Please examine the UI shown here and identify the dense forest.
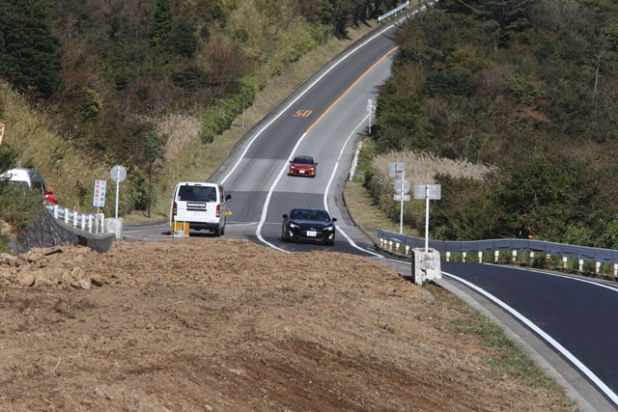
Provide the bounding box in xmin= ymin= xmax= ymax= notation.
xmin=0 ymin=0 xmax=395 ymax=214
xmin=365 ymin=0 xmax=618 ymax=248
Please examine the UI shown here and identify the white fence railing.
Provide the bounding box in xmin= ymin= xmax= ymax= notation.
xmin=377 ymin=228 xmax=618 ymax=278
xmin=45 ymin=203 xmax=106 ymax=234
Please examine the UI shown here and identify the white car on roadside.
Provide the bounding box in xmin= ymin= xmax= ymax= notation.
xmin=170 ymin=182 xmax=231 ymax=236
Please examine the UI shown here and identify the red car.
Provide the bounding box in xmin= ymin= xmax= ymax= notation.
xmin=288 ymin=155 xmax=318 ymax=177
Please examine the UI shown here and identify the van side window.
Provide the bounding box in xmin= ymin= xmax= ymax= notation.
xmin=178 ymin=185 xmax=217 ymax=202
xmin=31 ymin=182 xmax=45 ymax=195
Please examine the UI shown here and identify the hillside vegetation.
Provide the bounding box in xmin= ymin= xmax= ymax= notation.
xmin=0 ymin=0 xmax=392 ymax=220
xmin=362 ymin=0 xmax=618 ymax=247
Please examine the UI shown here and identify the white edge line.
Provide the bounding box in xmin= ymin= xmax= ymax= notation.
xmin=442 ymin=270 xmax=618 ymax=407
xmin=506 ymin=265 xmax=618 ymax=293
xmin=323 ymin=115 xmax=383 ymax=258
xmin=256 ymin=133 xmax=311 ymax=253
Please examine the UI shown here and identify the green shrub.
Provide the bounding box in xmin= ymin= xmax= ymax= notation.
xmin=0 ymin=144 xmax=18 ymax=172
xmin=200 ymin=79 xmax=257 ymax=143
xmin=506 ymin=75 xmax=545 ymax=108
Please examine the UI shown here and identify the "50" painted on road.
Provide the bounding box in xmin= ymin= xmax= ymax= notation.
xmin=294 ymin=110 xmax=313 ymax=117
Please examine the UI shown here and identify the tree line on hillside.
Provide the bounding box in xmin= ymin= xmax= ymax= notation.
xmin=0 ymin=0 xmax=398 ymax=213
xmin=367 ymin=0 xmax=618 ymax=248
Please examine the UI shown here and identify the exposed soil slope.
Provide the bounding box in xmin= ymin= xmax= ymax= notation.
xmin=0 ymin=240 xmax=575 ymax=411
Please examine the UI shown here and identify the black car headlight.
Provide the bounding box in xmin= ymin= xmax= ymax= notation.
xmin=289 ymin=222 xmax=300 ymax=229
xmin=323 ymin=225 xmax=334 ymax=231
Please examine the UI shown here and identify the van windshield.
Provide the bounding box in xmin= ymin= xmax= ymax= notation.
xmin=178 ymin=185 xmax=217 ymax=202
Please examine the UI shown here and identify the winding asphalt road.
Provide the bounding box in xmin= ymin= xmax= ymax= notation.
xmin=123 ymin=7 xmax=618 ymax=412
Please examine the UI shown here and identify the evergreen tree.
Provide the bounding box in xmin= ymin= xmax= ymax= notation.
xmin=152 ymin=0 xmax=173 ymax=52
xmin=0 ymin=0 xmax=64 ymax=98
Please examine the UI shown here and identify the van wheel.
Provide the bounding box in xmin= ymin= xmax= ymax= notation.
xmin=220 ymin=224 xmax=225 ymax=236
xmin=214 ymin=227 xmax=221 ymax=237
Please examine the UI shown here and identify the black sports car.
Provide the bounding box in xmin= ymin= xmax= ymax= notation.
xmin=281 ymin=208 xmax=337 ymax=245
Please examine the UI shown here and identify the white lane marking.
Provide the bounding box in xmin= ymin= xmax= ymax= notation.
xmin=219 ymin=23 xmax=400 ymax=186
xmin=442 ymin=270 xmax=618 ymax=407
xmin=513 ymin=265 xmax=618 ymax=292
xmin=322 ymin=115 xmax=383 ymax=258
xmin=256 ymin=133 xmax=311 ymax=253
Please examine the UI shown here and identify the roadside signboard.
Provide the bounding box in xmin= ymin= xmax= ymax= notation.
xmin=93 ymin=180 xmax=106 ymax=208
xmin=110 ymin=165 xmax=127 ymax=182
xmin=389 ymin=162 xmax=406 ymax=178
xmin=394 ymin=194 xmax=411 ymax=201
xmin=394 ymin=178 xmax=411 ymax=194
xmin=414 ymin=184 xmax=441 ymax=200
xmin=110 ymin=165 xmax=127 ymax=219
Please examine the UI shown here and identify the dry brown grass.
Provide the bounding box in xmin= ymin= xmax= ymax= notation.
xmin=372 ymin=149 xmax=495 ymax=185
xmin=344 ymin=149 xmax=496 ymax=239
xmin=2 ymin=85 xmax=109 ymax=210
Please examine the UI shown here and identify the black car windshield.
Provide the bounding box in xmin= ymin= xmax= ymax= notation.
xmin=293 ymin=157 xmax=314 ymax=165
xmin=179 ymin=185 xmax=217 ymax=202
xmin=290 ymin=209 xmax=330 ymax=221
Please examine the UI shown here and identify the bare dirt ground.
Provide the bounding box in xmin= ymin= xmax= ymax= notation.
xmin=0 ymin=239 xmax=576 ymax=411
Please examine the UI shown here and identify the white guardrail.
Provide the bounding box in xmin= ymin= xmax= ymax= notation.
xmin=377 ymin=228 xmax=618 ymax=278
xmin=45 ymin=203 xmax=106 ymax=234
xmin=378 ymin=1 xmax=411 ymax=23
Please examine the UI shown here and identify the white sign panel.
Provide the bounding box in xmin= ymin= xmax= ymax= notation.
xmin=414 ymin=184 xmax=441 ymax=200
xmin=394 ymin=179 xmax=411 ymax=194
xmin=110 ymin=165 xmax=127 ymax=182
xmin=93 ymin=180 xmax=107 ymax=208
xmin=394 ymin=194 xmax=411 ymax=201
xmin=389 ymin=162 xmax=406 ymax=178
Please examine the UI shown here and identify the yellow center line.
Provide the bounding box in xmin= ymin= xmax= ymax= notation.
xmin=305 ymin=45 xmax=399 ymax=134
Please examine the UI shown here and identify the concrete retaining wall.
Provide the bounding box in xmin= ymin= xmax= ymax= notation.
xmin=10 ymin=209 xmax=115 ymax=254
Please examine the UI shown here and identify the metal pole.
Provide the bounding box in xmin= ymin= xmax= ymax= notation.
xmin=115 ymin=169 xmax=120 ymax=219
xmin=400 ymin=169 xmax=405 ymax=234
xmin=425 ymin=185 xmax=429 ymax=252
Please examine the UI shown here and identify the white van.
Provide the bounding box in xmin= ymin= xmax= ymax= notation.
xmin=0 ymin=168 xmax=46 ymax=195
xmin=170 ymin=182 xmax=231 ymax=236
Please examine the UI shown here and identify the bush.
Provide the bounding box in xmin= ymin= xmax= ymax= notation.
xmin=0 ymin=182 xmax=44 ymax=233
xmin=0 ymin=144 xmax=18 ymax=172
xmin=200 ymin=78 xmax=257 ymax=143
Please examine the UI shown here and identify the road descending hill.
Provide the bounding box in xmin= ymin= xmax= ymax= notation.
xmin=0 ymin=240 xmax=576 ymax=411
